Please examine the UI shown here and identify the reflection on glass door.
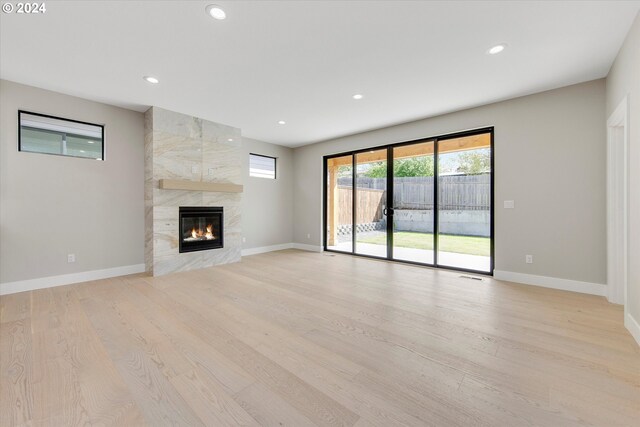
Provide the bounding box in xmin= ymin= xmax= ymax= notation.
xmin=354 ymin=149 xmax=388 ymax=258
xmin=326 ymin=155 xmax=353 ymax=252
xmin=436 ymin=133 xmax=492 ymax=272
xmin=392 ymin=141 xmax=435 ymax=264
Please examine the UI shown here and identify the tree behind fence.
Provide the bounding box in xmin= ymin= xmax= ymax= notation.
xmin=337 ymin=174 xmax=490 ymax=220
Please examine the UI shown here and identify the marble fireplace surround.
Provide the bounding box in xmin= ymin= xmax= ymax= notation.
xmin=144 ymin=107 xmax=242 ymax=276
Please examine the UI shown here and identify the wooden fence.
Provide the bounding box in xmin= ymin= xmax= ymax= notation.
xmin=337 ymin=187 xmax=385 ymax=225
xmin=436 ymin=174 xmax=490 ymax=210
xmin=337 ymin=174 xmax=490 ymax=215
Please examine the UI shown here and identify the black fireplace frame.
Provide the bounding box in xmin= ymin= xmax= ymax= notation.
xmin=178 ymin=206 xmax=224 ymax=253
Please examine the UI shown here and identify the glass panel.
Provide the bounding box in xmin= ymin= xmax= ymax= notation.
xmin=326 ymin=155 xmax=353 ymax=252
xmin=355 ymin=149 xmax=387 ymax=257
xmin=249 ymin=154 xmax=276 ymax=179
xmin=182 ymin=216 xmax=221 ymax=242
xmin=437 ymin=133 xmax=491 ymax=272
xmin=20 ymin=128 xmax=63 ymax=155
xmin=392 ymin=141 xmax=435 ymax=264
xmin=66 ymin=134 xmax=103 ymax=159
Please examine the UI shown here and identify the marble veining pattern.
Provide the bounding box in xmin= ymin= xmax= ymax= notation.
xmin=144 ymin=107 xmax=242 ymax=276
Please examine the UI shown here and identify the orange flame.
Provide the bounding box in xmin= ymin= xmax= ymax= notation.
xmin=189 ymin=225 xmax=215 ymax=240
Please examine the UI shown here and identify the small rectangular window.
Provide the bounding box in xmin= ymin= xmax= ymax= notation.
xmin=19 ymin=110 xmax=104 ymax=160
xmin=249 ymin=153 xmax=276 ymax=179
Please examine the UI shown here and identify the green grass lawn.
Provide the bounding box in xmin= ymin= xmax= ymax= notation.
xmin=358 ymin=231 xmax=490 ymax=256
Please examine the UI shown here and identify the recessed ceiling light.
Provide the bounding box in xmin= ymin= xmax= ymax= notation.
xmin=278 ymin=120 xmax=286 ymax=125
xmin=353 ymin=94 xmax=363 ymax=100
xmin=87 ymin=141 xmax=94 ymax=144
xmin=143 ymin=76 xmax=159 ymax=84
xmin=227 ymin=138 xmax=233 ymax=142
xmin=487 ymin=44 xmax=507 ymax=55
xmin=80 ymin=150 xmax=85 ymax=153
xmin=206 ymin=4 xmax=226 ymax=20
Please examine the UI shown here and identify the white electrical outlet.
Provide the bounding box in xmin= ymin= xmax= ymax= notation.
xmin=191 ymin=165 xmax=199 ymax=174
xmin=67 ymin=253 xmax=76 ymax=263
xmin=307 ymin=233 xmax=311 ymax=239
xmin=242 ymin=237 xmax=246 ymax=243
xmin=208 ymin=168 xmax=214 ymax=176
xmin=504 ymin=200 xmax=515 ymax=209
xmin=525 ymin=255 xmax=533 ymax=264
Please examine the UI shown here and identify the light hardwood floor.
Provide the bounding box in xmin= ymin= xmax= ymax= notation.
xmin=1 ymin=249 xmax=639 ymax=426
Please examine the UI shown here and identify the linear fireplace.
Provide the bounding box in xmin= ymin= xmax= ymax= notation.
xmin=179 ymin=206 xmax=223 ymax=253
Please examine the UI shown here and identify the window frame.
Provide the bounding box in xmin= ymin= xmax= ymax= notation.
xmin=18 ymin=110 xmax=105 ymax=161
xmin=249 ymin=153 xmax=277 ymax=179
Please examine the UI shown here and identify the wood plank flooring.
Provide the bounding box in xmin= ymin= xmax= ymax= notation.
xmin=1 ymin=249 xmax=639 ymax=426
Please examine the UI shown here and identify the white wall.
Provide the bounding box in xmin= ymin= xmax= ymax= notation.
xmin=0 ymin=80 xmax=145 ymax=287
xmin=606 ymin=12 xmax=640 ymax=335
xmin=293 ymin=80 xmax=607 ymax=286
xmin=242 ymin=137 xmax=294 ymax=250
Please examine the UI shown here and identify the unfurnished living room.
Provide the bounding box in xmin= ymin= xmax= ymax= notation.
xmin=1 ymin=1 xmax=639 ymax=426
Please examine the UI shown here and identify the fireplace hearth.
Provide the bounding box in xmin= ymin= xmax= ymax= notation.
xmin=179 ymin=207 xmax=223 ymax=253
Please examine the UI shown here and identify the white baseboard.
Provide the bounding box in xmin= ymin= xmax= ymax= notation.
xmin=241 ymin=243 xmax=294 ymax=256
xmin=493 ymin=270 xmax=606 ymax=297
xmin=241 ymin=243 xmax=323 ymax=256
xmin=625 ymin=312 xmax=640 ymax=347
xmin=0 ymin=264 xmax=146 ymax=296
xmin=292 ymin=243 xmax=323 ymax=252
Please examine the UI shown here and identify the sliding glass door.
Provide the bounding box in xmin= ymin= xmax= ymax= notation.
xmin=392 ymin=141 xmax=436 ymax=264
xmin=325 ymin=155 xmax=353 ymax=253
xmin=355 ymin=149 xmax=388 ymax=258
xmin=436 ymin=133 xmax=492 ymax=272
xmin=324 ymin=128 xmax=493 ymax=274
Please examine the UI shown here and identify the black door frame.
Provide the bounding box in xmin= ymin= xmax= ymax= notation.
xmin=322 ymin=126 xmax=494 ymax=276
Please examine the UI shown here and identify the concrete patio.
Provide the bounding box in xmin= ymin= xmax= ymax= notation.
xmin=328 ymin=241 xmax=490 ymax=272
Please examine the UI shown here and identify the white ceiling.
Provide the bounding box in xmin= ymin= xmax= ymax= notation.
xmin=1 ymin=1 xmax=638 ymax=147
